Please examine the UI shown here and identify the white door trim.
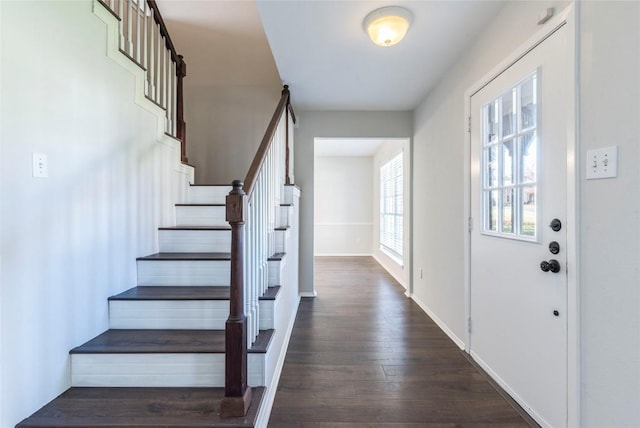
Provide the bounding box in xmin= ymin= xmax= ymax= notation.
xmin=463 ymin=4 xmax=579 ymax=427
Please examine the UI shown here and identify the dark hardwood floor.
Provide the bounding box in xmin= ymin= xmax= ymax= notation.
xmin=268 ymin=256 xmax=537 ymax=427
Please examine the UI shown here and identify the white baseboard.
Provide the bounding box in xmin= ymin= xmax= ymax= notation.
xmin=471 ymin=351 xmax=551 ymax=428
xmin=410 ymin=294 xmax=465 ymax=350
xmin=299 ymin=291 xmax=317 ymax=298
xmin=372 ymin=253 xmax=407 ymax=289
xmin=313 ymin=253 xmax=372 ymax=257
xmin=254 ymin=296 xmax=301 ymax=428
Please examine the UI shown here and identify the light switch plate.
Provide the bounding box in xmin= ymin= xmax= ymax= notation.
xmin=32 ymin=152 xmax=48 ymax=178
xmin=586 ymin=146 xmax=617 ymax=180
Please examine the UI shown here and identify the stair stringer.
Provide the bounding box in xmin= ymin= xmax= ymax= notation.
xmin=92 ymin=0 xmax=192 ymax=180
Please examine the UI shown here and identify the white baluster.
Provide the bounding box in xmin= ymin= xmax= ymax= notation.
xmin=147 ymin=8 xmax=155 ymax=99
xmin=126 ymin=0 xmax=134 ymax=55
xmin=118 ymin=0 xmax=125 ymax=50
xmin=135 ymin=0 xmax=141 ymax=63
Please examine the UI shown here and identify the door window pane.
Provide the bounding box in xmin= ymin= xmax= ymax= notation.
xmin=481 ymin=71 xmax=538 ymax=240
xmin=521 ymin=186 xmax=536 ymax=236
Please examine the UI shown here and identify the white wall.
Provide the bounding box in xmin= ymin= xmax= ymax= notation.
xmin=314 ymin=156 xmax=373 ymax=255
xmin=578 ymin=2 xmax=640 ymax=426
xmin=294 ymin=111 xmax=412 ymax=295
xmin=372 ymin=140 xmax=410 ymax=288
xmin=185 ymin=84 xmax=282 ymax=184
xmin=412 ymin=0 xmax=639 ymax=426
xmin=0 ymin=1 xmax=192 ymax=426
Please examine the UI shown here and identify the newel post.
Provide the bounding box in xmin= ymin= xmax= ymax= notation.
xmin=176 ymin=54 xmax=188 ymax=164
xmin=221 ymin=180 xmax=252 ymax=417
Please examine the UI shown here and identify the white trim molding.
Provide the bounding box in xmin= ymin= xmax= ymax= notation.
xmin=411 ymin=294 xmax=465 ymax=350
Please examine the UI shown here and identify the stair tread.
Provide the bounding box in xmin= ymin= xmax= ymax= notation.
xmin=268 ymin=252 xmax=286 ymax=261
xmin=137 ymin=252 xmax=231 ymax=261
xmin=159 ymin=226 xmax=231 ymax=231
xmin=190 ymin=183 xmax=232 ymax=187
xmin=17 ymin=386 xmax=264 ymax=427
xmin=109 ymin=285 xmax=281 ymax=301
xmin=275 ymin=226 xmax=290 ymax=231
xmin=70 ymin=329 xmax=274 ymax=354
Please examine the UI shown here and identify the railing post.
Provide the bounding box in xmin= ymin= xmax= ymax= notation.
xmin=283 ymin=85 xmax=292 ymax=185
xmin=221 ymin=180 xmax=252 ymax=417
xmin=176 ymin=54 xmax=188 ymax=164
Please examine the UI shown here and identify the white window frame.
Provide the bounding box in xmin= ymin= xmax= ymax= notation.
xmin=380 ymin=152 xmax=403 ymax=263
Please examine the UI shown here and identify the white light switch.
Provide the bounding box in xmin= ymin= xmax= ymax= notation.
xmin=32 ymin=152 xmax=48 ymax=178
xmin=586 ymin=146 xmax=617 ymax=180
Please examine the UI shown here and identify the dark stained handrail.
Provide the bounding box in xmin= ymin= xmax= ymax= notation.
xmin=243 ymin=85 xmax=294 ymax=196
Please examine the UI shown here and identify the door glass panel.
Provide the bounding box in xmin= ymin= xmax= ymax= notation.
xmin=502 ymin=189 xmax=514 ymax=233
xmin=487 ymin=190 xmax=498 ymax=231
xmin=520 ymin=131 xmax=537 ymax=184
xmin=502 ymin=140 xmax=515 ymax=186
xmin=485 ymin=146 xmax=498 ymax=187
xmin=485 ymin=100 xmax=499 ymax=144
xmin=501 ymin=89 xmax=516 ymax=137
xmin=520 ymin=75 xmax=537 ymax=130
xmin=521 ymin=186 xmax=536 ymax=236
xmin=481 ymin=71 xmax=538 ymax=240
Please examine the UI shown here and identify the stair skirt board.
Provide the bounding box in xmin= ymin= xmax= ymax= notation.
xmin=158 ymin=229 xmax=231 ymax=253
xmin=186 ymin=185 xmax=232 ymax=205
xmin=109 ymin=299 xmax=276 ymax=330
xmin=175 ymin=205 xmax=227 ymax=227
xmin=137 ymin=260 xmax=230 ymax=286
xmin=71 ymin=353 xmax=266 ymax=387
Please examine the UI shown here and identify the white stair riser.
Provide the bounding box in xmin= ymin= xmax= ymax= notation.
xmin=274 ymin=229 xmax=287 ymax=253
xmin=279 ymin=206 xmax=291 ymax=228
xmin=137 ymin=260 xmax=230 ymax=286
xmin=176 ymin=206 xmax=227 ymax=227
xmin=109 ymin=299 xmax=275 ymax=330
xmin=158 ymin=229 xmax=231 ymax=253
xmin=187 ymin=186 xmax=232 ymax=204
xmin=71 ymin=353 xmax=265 ymax=387
xmin=268 ymin=258 xmax=285 ymax=286
xmin=109 ymin=300 xmax=228 ymax=329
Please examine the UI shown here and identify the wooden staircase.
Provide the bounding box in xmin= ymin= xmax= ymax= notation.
xmin=18 ymin=183 xmax=298 ymax=427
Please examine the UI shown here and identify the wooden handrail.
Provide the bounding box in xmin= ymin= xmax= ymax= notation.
xmin=243 ymin=85 xmax=294 ymax=196
xmin=146 ymin=0 xmax=180 ymax=64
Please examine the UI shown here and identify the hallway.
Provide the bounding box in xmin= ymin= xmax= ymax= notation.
xmin=269 ymin=257 xmax=535 ymax=426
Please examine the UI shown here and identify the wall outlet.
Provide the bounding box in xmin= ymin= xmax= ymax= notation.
xmin=32 ymin=152 xmax=48 ymax=178
xmin=586 ymin=146 xmax=617 ymax=180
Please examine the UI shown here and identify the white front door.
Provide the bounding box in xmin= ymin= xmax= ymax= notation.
xmin=470 ymin=26 xmax=568 ymax=427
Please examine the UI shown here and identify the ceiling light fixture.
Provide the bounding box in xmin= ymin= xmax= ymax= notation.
xmin=363 ymin=6 xmax=413 ymax=47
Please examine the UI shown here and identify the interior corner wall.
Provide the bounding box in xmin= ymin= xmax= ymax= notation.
xmin=372 ymin=140 xmax=410 ymax=289
xmin=184 ymin=84 xmax=282 ymax=184
xmin=295 ymin=111 xmax=412 ymax=295
xmin=314 ymin=156 xmax=373 ymax=256
xmin=578 ymin=2 xmax=639 ymax=426
xmin=0 ymin=1 xmax=191 ymax=426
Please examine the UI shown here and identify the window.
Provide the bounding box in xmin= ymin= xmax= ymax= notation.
xmin=482 ymin=72 xmax=538 ymax=240
xmin=380 ymin=152 xmax=403 ymax=261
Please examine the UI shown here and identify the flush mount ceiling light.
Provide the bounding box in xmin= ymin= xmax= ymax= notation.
xmin=363 ymin=6 xmax=413 ymax=47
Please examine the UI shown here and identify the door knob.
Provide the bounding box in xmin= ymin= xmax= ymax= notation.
xmin=540 ymin=259 xmax=561 ymax=273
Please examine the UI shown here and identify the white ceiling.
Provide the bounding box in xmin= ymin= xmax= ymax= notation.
xmin=157 ymin=1 xmax=506 ymax=110
xmin=256 ymin=0 xmax=506 ymax=111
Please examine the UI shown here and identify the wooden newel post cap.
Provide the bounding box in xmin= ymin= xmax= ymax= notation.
xmin=226 ymin=180 xmax=246 ymax=224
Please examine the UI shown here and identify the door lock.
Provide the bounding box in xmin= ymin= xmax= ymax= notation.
xmin=549 ymin=218 xmax=562 ymax=232
xmin=548 ymin=241 xmax=560 ymax=254
xmin=540 ymin=259 xmax=561 ymax=273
